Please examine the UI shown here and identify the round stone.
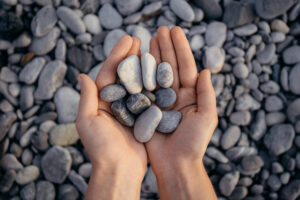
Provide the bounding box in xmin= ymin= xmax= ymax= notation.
xmin=156 ymin=110 xmax=182 ymax=133
xmin=98 ymin=3 xmax=123 ymax=29
xmin=100 ymin=84 xmax=127 ymax=102
xmin=83 ymin=14 xmax=102 ymax=35
xmin=205 ymin=22 xmax=227 ymax=47
xmin=156 ymin=62 xmax=174 ymax=88
xmin=155 ymin=88 xmax=177 ymax=108
xmin=233 ymin=63 xmax=249 ymax=79
xmin=283 ymin=46 xmax=300 ymax=64
xmin=36 ymin=181 xmax=55 ymax=200
xmin=221 ymin=126 xmax=241 ymax=150
xmin=126 ymin=93 xmax=151 ymax=115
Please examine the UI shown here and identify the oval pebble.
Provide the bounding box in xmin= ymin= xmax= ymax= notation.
xmin=111 ymin=99 xmax=135 ymax=127
xmin=155 ymin=88 xmax=176 ymax=108
xmin=126 ymin=93 xmax=151 ymax=115
xmin=134 ymin=106 xmax=162 ymax=143
xmin=156 ymin=110 xmax=182 ymax=133
xmin=100 ymin=84 xmax=126 ymax=102
xmin=141 ymin=53 xmax=157 ymax=91
xmin=156 ymin=62 xmax=174 ymax=88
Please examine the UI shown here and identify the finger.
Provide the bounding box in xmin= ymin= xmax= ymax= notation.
xmin=127 ymin=37 xmax=141 ymax=56
xmin=96 ymin=35 xmax=133 ymax=91
xmin=149 ymin=36 xmax=161 ymax=64
xmin=171 ymin=26 xmax=197 ymax=88
xmin=77 ymin=74 xmax=99 ymax=119
xmin=196 ymin=69 xmax=217 ymax=114
xmin=157 ymin=26 xmax=180 ymax=90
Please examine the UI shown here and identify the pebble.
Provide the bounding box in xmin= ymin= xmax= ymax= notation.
xmin=156 ymin=62 xmax=174 ymax=88
xmin=78 ymin=163 xmax=92 ymax=178
xmin=20 ymin=182 xmax=36 ymax=200
xmin=83 ymin=14 xmax=102 ymax=35
xmin=55 ymin=39 xmax=66 ymax=61
xmin=19 ymin=57 xmax=46 ymax=85
xmin=205 ymin=22 xmax=227 ymax=47
xmin=226 ymin=146 xmax=257 ymax=161
xmin=31 ymin=131 xmax=49 ymax=151
xmin=134 ymin=106 xmax=162 ymax=143
xmin=221 ymin=126 xmax=241 ymax=150
xmin=58 ymin=184 xmax=79 ymax=200
xmin=234 ymin=24 xmax=258 ymax=36
xmin=289 ymin=63 xmax=300 ymax=95
xmin=34 ymin=60 xmax=67 ymax=100
xmin=29 ymin=27 xmax=60 ymax=55
xmin=241 ymin=155 xmax=264 ymax=172
xmin=219 ymin=171 xmax=240 ymax=196
xmin=12 ymin=33 xmax=32 ymax=48
xmin=66 ymin=146 xmax=84 ymax=166
xmin=190 ymin=34 xmax=204 ymax=51
xmin=260 ymin=81 xmax=280 ymax=94
xmin=265 ymin=95 xmax=283 ymax=112
xmin=0 ymin=154 xmax=23 ymax=170
xmin=256 ymin=44 xmax=276 ymax=64
xmin=230 ymin=111 xmax=251 ymax=126
xmin=203 ymin=46 xmax=225 ymax=73
xmin=57 ymin=6 xmax=86 ymax=34
xmin=49 ymin=123 xmax=79 ymax=146
xmin=283 ymin=46 xmax=300 ymax=64
xmin=170 ymin=0 xmax=195 ymax=22
xmin=41 ymin=146 xmax=72 ymax=183
xmin=54 ymin=87 xmax=80 ymax=123
xmin=264 ymin=124 xmax=295 ymax=156
xmin=142 ymin=2 xmax=163 ymax=16
xmin=16 ymin=165 xmax=40 ymax=185
xmin=193 ymin=0 xmax=222 ymax=19
xmin=0 ymin=67 xmax=18 ymax=83
xmin=117 ymin=55 xmax=143 ymax=94
xmin=250 ymin=110 xmax=266 ymax=140
xmin=100 ymin=84 xmax=127 ymax=102
xmin=142 ymin=167 xmax=158 ymax=193
xmin=0 ymin=170 xmax=16 ymax=193
xmin=0 ymin=112 xmax=17 ymax=142
xmin=271 ymin=32 xmax=285 ymax=43
xmin=271 ymin=19 xmax=290 ymax=34
xmin=98 ymin=3 xmax=123 ymax=29
xmin=67 ymin=46 xmax=93 ymax=73
xmin=36 ymin=181 xmax=55 ymax=200
xmin=156 ymin=110 xmax=182 ymax=133
xmin=115 ymin=0 xmax=143 ymax=16
xmin=31 ymin=5 xmax=57 ymax=37
xmin=142 ymin=90 xmax=156 ymax=102
xmin=280 ymin=180 xmax=300 ymax=200
xmin=206 ymin=146 xmax=229 ymax=163
xmin=155 ymin=88 xmax=177 ymax=108
xmin=111 ymin=99 xmax=135 ymax=127
xmin=0 ymin=12 xmax=24 ymax=40
xmin=287 ymin=99 xmax=300 ymax=123
xmin=266 ymin=112 xmax=286 ymax=126
xmin=233 ymin=63 xmax=249 ymax=79
xmin=126 ymin=93 xmax=151 ymax=114
xmin=255 ymin=0 xmax=295 ymax=20
xmin=141 ymin=53 xmax=157 ymax=91
xmin=68 ymin=170 xmax=88 ymax=195
xmin=103 ymin=29 xmax=126 ymax=57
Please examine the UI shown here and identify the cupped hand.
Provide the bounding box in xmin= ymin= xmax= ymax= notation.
xmin=146 ymin=26 xmax=218 ymax=175
xmin=76 ymin=35 xmax=147 ymax=179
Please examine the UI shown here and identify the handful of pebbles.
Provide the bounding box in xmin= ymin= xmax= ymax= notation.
xmin=100 ymin=53 xmax=182 ymax=143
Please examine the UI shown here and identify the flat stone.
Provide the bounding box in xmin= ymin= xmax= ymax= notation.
xmin=225 ymin=146 xmax=257 ymax=162
xmin=192 ymin=0 xmax=222 ymax=19
xmin=260 ymin=80 xmax=280 ymax=94
xmin=54 ymin=87 xmax=80 ymax=123
xmin=264 ymin=124 xmax=295 ymax=156
xmin=36 ymin=181 xmax=55 ymax=200
xmin=55 ymin=39 xmax=66 ymax=61
xmin=41 ymin=146 xmax=72 ymax=183
xmin=68 ymin=170 xmax=88 ymax=195
xmin=117 ymin=55 xmax=143 ymax=94
xmin=203 ymin=46 xmax=225 ymax=73
xmin=100 ymin=84 xmax=127 ymax=102
xmin=115 ymin=0 xmax=143 ymax=16
xmin=230 ymin=111 xmax=251 ymax=126
xmin=103 ymin=29 xmax=126 ymax=57
xmin=16 ymin=165 xmax=40 ymax=185
xmin=221 ymin=126 xmax=241 ymax=150
xmin=256 ymin=44 xmax=276 ymax=64
xmin=31 ymin=5 xmax=57 ymax=37
xmin=219 ymin=171 xmax=240 ymax=196
xmin=20 ymin=182 xmax=36 ymax=200
xmin=233 ymin=63 xmax=249 ymax=79
xmin=271 ymin=32 xmax=286 ymax=43
xmin=170 ymin=0 xmax=195 ymax=22
xmin=0 ymin=112 xmax=17 ymax=141
xmin=155 ymin=88 xmax=177 ymax=108
xmin=31 ymin=130 xmax=49 ymax=151
xmin=0 ymin=153 xmax=23 ymax=170
xmin=57 ymin=6 xmax=86 ymax=34
xmin=98 ymin=3 xmax=123 ymax=29
xmin=78 ymin=163 xmax=92 ymax=178
xmin=111 ymin=99 xmax=135 ymax=127
xmin=12 ymin=33 xmax=31 ymax=48
xmin=49 ymin=123 xmax=79 ymax=146
xmin=280 ymin=180 xmax=300 ymax=200
xmin=287 ymin=98 xmax=300 ymax=123
xmin=67 ymin=46 xmax=93 ymax=73
xmin=142 ymin=90 xmax=156 ymax=102
xmin=19 ymin=57 xmax=46 ymax=84
xmin=266 ymin=112 xmax=286 ymax=126
xmin=156 ymin=62 xmax=173 ymax=88
xmin=283 ymin=46 xmax=300 ymax=65
xmin=83 ymin=14 xmax=102 ymax=35
xmin=134 ymin=106 xmax=162 ymax=143
xmin=0 ymin=67 xmax=18 ymax=83
xmin=234 ymin=24 xmax=258 ymax=36
xmin=66 ymin=146 xmax=84 ymax=166
xmin=157 ymin=110 xmax=182 ymax=133
xmin=34 ymin=60 xmax=67 ymax=100
xmin=205 ymin=22 xmax=227 ymax=47
xmin=241 ymin=155 xmax=264 ymax=172
xmin=58 ymin=184 xmax=79 ymax=200
xmin=141 ymin=53 xmax=157 ymax=91
xmin=29 ymin=27 xmax=60 ymax=55
xmin=206 ymin=146 xmax=229 ymax=163
xmin=255 ymin=0 xmax=296 ymax=20
xmin=223 ymin=1 xmax=256 ymax=28
xmin=235 ymin=94 xmax=260 ymax=111
xmin=126 ymin=93 xmax=151 ymax=115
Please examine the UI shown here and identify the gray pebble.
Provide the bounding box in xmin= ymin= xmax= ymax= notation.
xmin=256 ymin=44 xmax=276 ymax=64
xmin=115 ymin=0 xmax=142 ymax=16
xmin=57 ymin=6 xmax=86 ymax=34
xmin=16 ymin=165 xmax=40 ymax=185
xmin=68 ymin=170 xmax=88 ymax=195
xmin=134 ymin=106 xmax=162 ymax=143
xmin=98 ymin=3 xmax=123 ymax=29
xmin=230 ymin=111 xmax=251 ymax=126
xmin=0 ymin=67 xmax=18 ymax=83
xmin=206 ymin=146 xmax=229 ymax=163
xmin=266 ymin=112 xmax=286 ymax=126
xmin=271 ymin=19 xmax=290 ymax=34
xmin=58 ymin=184 xmax=79 ymax=200
xmin=221 ymin=126 xmax=241 ymax=150
xmin=241 ymin=155 xmax=264 ymax=172
xmin=142 ymin=90 xmax=156 ymax=102
xmin=287 ymin=98 xmax=300 ymax=123
xmin=289 ymin=63 xmax=300 ymax=95
xmin=19 ymin=57 xmax=46 ymax=84
xmin=36 ymin=181 xmax=55 ymax=200
xmin=260 ymin=80 xmax=280 ymax=94
xmin=141 ymin=53 xmax=157 ymax=91
xmin=126 ymin=93 xmax=151 ymax=115
xmin=265 ymin=95 xmax=283 ymax=112
xmin=250 ymin=110 xmax=266 ymax=141
xmin=111 ymin=99 xmax=135 ymax=127
xmin=100 ymin=84 xmax=126 ymax=102
xmin=234 ymin=24 xmax=258 ymax=36
xmin=20 ymin=182 xmax=35 ymax=200
xmin=156 ymin=110 xmax=182 ymax=133
xmin=233 ymin=63 xmax=249 ymax=79
xmin=203 ymin=46 xmax=225 ymax=73
xmin=170 ymin=0 xmax=195 ymax=22
xmin=190 ymin=34 xmax=204 ymax=51
xmin=283 ymin=45 xmax=300 ymax=65
xmin=156 ymin=62 xmax=173 ymax=88
xmin=155 ymin=88 xmax=176 ymax=108
xmin=67 ymin=46 xmax=93 ymax=73
xmin=142 ymin=2 xmax=162 ymax=16
xmin=55 ymin=39 xmax=66 ymax=61
xmin=219 ymin=171 xmax=240 ymax=196
xmin=226 ymin=146 xmax=257 ymax=161
xmin=83 ymin=14 xmax=102 ymax=35
xmin=205 ymin=21 xmax=227 ymax=47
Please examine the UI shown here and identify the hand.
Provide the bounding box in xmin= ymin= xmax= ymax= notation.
xmin=145 ymin=26 xmax=218 ymax=199
xmin=76 ymin=35 xmax=147 ymax=200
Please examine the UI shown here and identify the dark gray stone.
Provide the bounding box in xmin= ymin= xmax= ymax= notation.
xmin=289 ymin=63 xmax=300 ymax=95
xmin=68 ymin=170 xmax=87 ymax=195
xmin=192 ymin=0 xmax=222 ymax=19
xmin=157 ymin=110 xmax=182 ymax=133
xmin=155 ymin=88 xmax=176 ymax=108
xmin=58 ymin=184 xmax=79 ymax=200
xmin=280 ymin=180 xmax=300 ymax=200
xmin=0 ymin=112 xmax=17 ymax=141
xmin=221 ymin=126 xmax=241 ymax=150
xmin=250 ymin=110 xmax=266 ymax=141
xmin=0 ymin=170 xmax=16 ymax=193
xmin=219 ymin=171 xmax=240 ymax=196
xmin=287 ymin=99 xmax=300 ymax=123
xmin=256 ymin=44 xmax=276 ymax=64
xmin=241 ymin=155 xmax=264 ymax=172
xmin=36 ymin=181 xmax=55 ymax=200
xmin=20 ymin=182 xmax=35 ymax=200
xmin=126 ymin=93 xmax=151 ymax=114
xmin=0 ymin=12 xmax=24 ymax=40
xmin=111 ymin=99 xmax=135 ymax=127
xmin=67 ymin=46 xmax=93 ymax=73
xmin=100 ymin=84 xmax=126 ymax=102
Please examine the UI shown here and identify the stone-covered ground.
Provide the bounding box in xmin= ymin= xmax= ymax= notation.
xmin=1 ymin=0 xmax=300 ymax=199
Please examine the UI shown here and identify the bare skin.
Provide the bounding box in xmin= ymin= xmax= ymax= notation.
xmin=76 ymin=26 xmax=218 ymax=200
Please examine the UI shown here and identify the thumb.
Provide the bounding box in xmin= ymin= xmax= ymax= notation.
xmin=77 ymin=74 xmax=99 ymax=119
xmin=196 ymin=69 xmax=217 ymax=114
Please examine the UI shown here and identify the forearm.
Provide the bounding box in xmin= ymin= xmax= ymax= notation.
xmin=156 ymin=161 xmax=217 ymax=200
xmin=85 ymin=163 xmax=143 ymax=200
